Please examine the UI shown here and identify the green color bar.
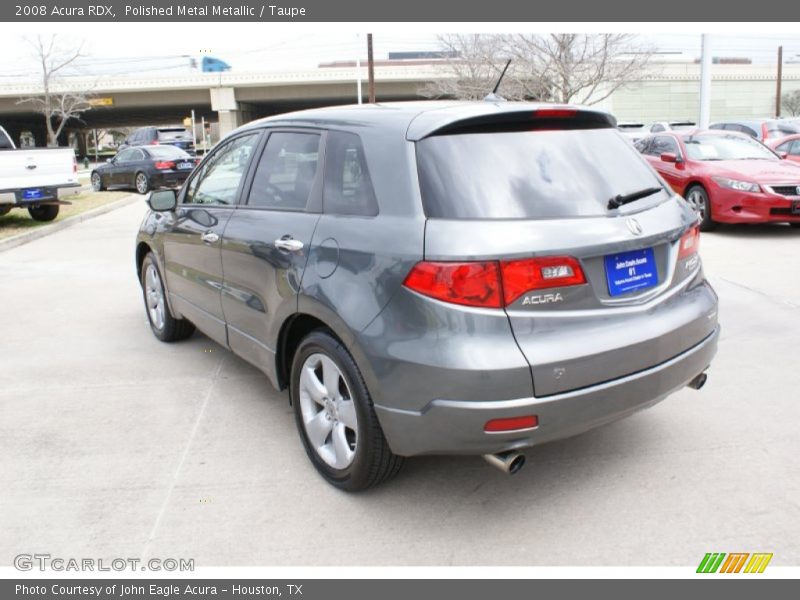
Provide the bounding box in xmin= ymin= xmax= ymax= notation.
xmin=697 ymin=553 xmax=726 ymax=573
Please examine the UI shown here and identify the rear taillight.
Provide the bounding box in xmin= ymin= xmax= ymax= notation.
xmin=500 ymin=256 xmax=585 ymax=305
xmin=678 ymin=225 xmax=700 ymax=259
xmin=151 ymin=140 xmax=160 ymax=145
xmin=403 ymin=261 xmax=502 ymax=308
xmin=154 ymin=161 xmax=175 ymax=170
xmin=403 ymin=256 xmax=586 ymax=308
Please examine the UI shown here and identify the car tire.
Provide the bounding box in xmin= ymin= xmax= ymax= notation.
xmin=135 ymin=172 xmax=150 ymax=195
xmin=28 ymin=204 xmax=59 ymax=222
xmin=291 ymin=330 xmax=404 ymax=491
xmin=685 ymin=184 xmax=717 ymax=231
xmin=789 ymin=223 xmax=800 ymax=229
xmin=0 ymin=206 xmax=11 ymax=217
xmin=91 ymin=172 xmax=105 ymax=191
xmin=140 ymin=252 xmax=195 ymax=342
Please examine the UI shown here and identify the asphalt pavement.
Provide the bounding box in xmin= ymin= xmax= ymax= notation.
xmin=1 ymin=200 xmax=798 ymax=567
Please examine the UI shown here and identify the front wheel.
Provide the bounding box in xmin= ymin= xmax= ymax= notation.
xmin=140 ymin=252 xmax=195 ymax=342
xmin=135 ymin=172 xmax=150 ymax=195
xmin=685 ymin=185 xmax=717 ymax=231
xmin=91 ymin=172 xmax=104 ymax=191
xmin=291 ymin=330 xmax=403 ymax=491
xmin=28 ymin=204 xmax=59 ymax=222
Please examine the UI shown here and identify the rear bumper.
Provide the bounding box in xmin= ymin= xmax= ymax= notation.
xmin=0 ymin=183 xmax=81 ymax=205
xmin=711 ymin=187 xmax=800 ymax=223
xmin=149 ymin=171 xmax=191 ymax=189
xmin=374 ymin=326 xmax=719 ymax=457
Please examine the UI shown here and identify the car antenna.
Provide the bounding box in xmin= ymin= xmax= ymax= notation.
xmin=483 ymin=59 xmax=511 ymax=102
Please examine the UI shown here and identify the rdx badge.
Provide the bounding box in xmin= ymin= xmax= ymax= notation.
xmin=522 ymin=292 xmax=564 ymax=305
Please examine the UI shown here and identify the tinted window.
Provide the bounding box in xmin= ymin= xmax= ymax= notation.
xmin=323 ymin=131 xmax=378 ymax=216
xmin=157 ymin=128 xmax=191 ymax=141
xmin=184 ymin=133 xmax=260 ymax=206
xmin=417 ymin=128 xmax=665 ymax=220
xmin=791 ymin=140 xmax=800 ymax=156
xmin=247 ymin=132 xmax=320 ymax=210
xmin=0 ymin=129 xmax=14 ymax=149
xmin=115 ymin=148 xmax=138 ymax=162
xmin=633 ymin=138 xmax=650 ymax=153
xmin=683 ymin=134 xmax=777 ymax=161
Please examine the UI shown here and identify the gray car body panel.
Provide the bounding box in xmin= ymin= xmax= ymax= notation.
xmin=136 ymin=101 xmax=719 ymax=458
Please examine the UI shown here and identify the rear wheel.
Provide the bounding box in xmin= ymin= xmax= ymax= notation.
xmin=28 ymin=204 xmax=59 ymax=222
xmin=140 ymin=252 xmax=195 ymax=342
xmin=135 ymin=172 xmax=150 ymax=195
xmin=291 ymin=330 xmax=403 ymax=491
xmin=0 ymin=206 xmax=11 ymax=217
xmin=685 ymin=185 xmax=716 ymax=231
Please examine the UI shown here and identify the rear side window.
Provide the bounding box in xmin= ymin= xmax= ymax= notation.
xmin=323 ymin=131 xmax=378 ymax=216
xmin=247 ymin=132 xmax=321 ymax=210
xmin=416 ymin=128 xmax=664 ymax=220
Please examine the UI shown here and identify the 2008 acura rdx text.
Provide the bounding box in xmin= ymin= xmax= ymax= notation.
xmin=135 ymin=102 xmax=719 ymax=491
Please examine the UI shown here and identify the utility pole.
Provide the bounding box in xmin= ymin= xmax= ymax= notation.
xmin=367 ymin=33 xmax=376 ymax=103
xmin=356 ymin=33 xmax=362 ymax=104
xmin=776 ymin=45 xmax=784 ymax=118
xmin=699 ymin=34 xmax=712 ymax=129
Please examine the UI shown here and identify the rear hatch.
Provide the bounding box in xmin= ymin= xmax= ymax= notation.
xmin=412 ymin=107 xmax=716 ymax=397
xmin=157 ymin=128 xmax=195 ymax=152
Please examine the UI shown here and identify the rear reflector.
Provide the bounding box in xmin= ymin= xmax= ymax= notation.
xmin=404 ymin=256 xmax=586 ymax=308
xmin=485 ymin=415 xmax=539 ymax=432
xmin=678 ymin=225 xmax=700 ymax=259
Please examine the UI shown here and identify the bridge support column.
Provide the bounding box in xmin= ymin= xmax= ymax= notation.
xmin=210 ymin=87 xmax=240 ymax=137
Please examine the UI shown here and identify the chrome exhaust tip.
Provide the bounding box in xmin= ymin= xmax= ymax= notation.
xmin=687 ymin=372 xmax=708 ymax=390
xmin=483 ymin=451 xmax=526 ymax=475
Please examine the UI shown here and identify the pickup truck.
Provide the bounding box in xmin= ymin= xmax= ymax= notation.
xmin=0 ymin=125 xmax=82 ymax=221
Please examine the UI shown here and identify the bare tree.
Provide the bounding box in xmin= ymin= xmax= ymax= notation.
xmin=782 ymin=90 xmax=800 ymax=116
xmin=424 ymin=33 xmax=654 ymax=105
xmin=17 ymin=35 xmax=92 ymax=147
xmin=421 ymin=34 xmax=550 ymax=101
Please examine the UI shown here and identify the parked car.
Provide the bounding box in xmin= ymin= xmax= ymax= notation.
xmin=91 ymin=145 xmax=199 ymax=194
xmin=647 ymin=120 xmax=696 ymax=133
xmin=766 ymin=133 xmax=800 ymax=163
xmin=617 ymin=122 xmax=647 ymax=142
xmin=709 ymin=119 xmax=800 ymax=142
xmin=635 ymin=130 xmax=800 ymax=230
xmin=121 ymin=126 xmax=195 ymax=154
xmin=0 ymin=125 xmax=81 ymax=222
xmin=135 ymin=102 xmax=719 ymax=490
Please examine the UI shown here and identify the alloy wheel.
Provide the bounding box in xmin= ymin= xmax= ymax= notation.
xmin=686 ymin=188 xmax=707 ymax=220
xmin=144 ymin=263 xmax=166 ymax=331
xmin=298 ymin=353 xmax=358 ymax=470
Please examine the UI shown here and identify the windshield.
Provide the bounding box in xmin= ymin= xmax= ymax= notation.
xmin=683 ymin=134 xmax=778 ymax=161
xmin=416 ymin=128 xmax=665 ymax=219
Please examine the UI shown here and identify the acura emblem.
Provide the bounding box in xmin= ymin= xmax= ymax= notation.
xmin=626 ymin=218 xmax=643 ymax=236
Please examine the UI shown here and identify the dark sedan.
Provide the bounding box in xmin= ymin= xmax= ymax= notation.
xmin=91 ymin=145 xmax=199 ymax=194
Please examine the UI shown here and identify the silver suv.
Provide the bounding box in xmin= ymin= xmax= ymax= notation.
xmin=136 ymin=102 xmax=719 ymax=490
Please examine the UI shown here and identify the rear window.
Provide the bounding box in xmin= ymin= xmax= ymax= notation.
xmin=157 ymin=128 xmax=191 ymax=141
xmin=416 ymin=128 xmax=664 ymax=220
xmin=147 ymin=145 xmax=190 ymax=159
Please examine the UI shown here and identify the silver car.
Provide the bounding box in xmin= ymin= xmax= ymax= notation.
xmin=136 ymin=102 xmax=719 ymax=490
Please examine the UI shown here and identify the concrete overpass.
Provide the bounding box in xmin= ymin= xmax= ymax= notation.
xmin=0 ymin=65 xmax=441 ymax=151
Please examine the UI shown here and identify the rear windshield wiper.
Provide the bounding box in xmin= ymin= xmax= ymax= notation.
xmin=607 ymin=186 xmax=663 ymax=210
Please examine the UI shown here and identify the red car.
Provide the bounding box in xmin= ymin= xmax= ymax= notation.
xmin=767 ymin=133 xmax=800 ymax=164
xmin=635 ymin=130 xmax=800 ymax=230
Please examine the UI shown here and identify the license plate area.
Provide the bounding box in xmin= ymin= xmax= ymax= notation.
xmin=22 ymin=188 xmax=43 ymax=200
xmin=604 ymin=247 xmax=658 ymax=297
xmin=177 ymin=162 xmax=193 ymax=170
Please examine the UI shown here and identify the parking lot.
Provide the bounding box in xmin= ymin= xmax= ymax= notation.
xmin=1 ymin=198 xmax=798 ymax=567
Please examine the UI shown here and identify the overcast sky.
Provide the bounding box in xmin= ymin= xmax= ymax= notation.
xmin=1 ymin=27 xmax=799 ymax=81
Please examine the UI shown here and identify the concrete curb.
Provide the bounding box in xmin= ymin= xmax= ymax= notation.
xmin=0 ymin=194 xmax=142 ymax=253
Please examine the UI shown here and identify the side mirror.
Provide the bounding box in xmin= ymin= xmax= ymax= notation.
xmin=660 ymin=152 xmax=680 ymax=163
xmin=778 ymin=151 xmax=789 ymax=159
xmin=147 ymin=189 xmax=177 ymax=212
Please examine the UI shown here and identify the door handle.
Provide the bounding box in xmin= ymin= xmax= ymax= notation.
xmin=201 ymin=231 xmax=219 ymax=244
xmin=274 ymin=237 xmax=304 ymax=252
